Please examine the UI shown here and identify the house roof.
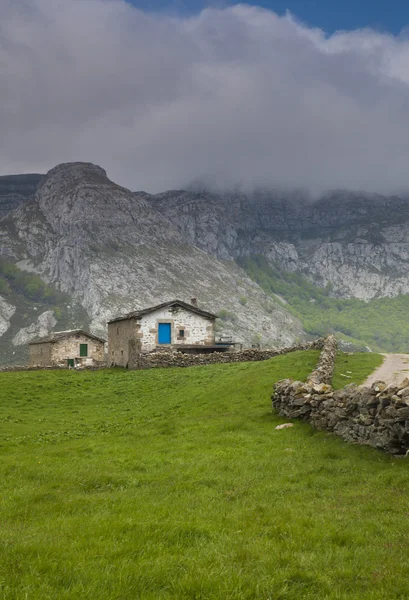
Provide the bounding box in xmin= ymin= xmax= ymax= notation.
xmin=108 ymin=300 xmax=218 ymax=324
xmin=28 ymin=329 xmax=106 ymax=345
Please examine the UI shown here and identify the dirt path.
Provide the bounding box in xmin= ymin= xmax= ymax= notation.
xmin=362 ymin=354 xmax=409 ymax=387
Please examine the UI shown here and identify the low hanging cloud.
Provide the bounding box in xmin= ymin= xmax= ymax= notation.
xmin=2 ymin=0 xmax=409 ymax=194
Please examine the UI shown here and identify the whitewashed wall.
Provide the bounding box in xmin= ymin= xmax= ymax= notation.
xmin=139 ymin=306 xmax=215 ymax=352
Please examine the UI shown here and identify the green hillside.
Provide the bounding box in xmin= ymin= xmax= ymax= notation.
xmin=238 ymin=255 xmax=409 ymax=352
xmin=0 ymin=259 xmax=90 ymax=365
xmin=0 ymin=259 xmax=67 ymax=305
xmin=5 ymin=351 xmax=409 ymax=600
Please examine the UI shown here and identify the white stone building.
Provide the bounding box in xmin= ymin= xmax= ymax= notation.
xmin=108 ymin=299 xmax=218 ymax=367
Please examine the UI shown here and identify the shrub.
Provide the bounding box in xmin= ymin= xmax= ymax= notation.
xmin=218 ymin=309 xmax=237 ymax=323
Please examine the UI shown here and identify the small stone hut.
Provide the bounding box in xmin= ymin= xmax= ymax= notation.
xmin=108 ymin=299 xmax=219 ymax=367
xmin=28 ymin=329 xmax=106 ymax=368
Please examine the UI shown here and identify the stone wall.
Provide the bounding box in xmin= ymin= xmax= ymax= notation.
xmin=28 ymin=341 xmax=53 ymax=367
xmin=129 ymin=338 xmax=326 ymax=370
xmin=304 ymin=334 xmax=338 ymax=385
xmin=108 ymin=318 xmax=137 ymax=367
xmin=272 ymin=335 xmax=409 ymax=455
xmin=2 ymin=338 xmax=325 ymax=372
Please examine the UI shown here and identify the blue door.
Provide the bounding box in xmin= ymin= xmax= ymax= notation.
xmin=158 ymin=323 xmax=171 ymax=344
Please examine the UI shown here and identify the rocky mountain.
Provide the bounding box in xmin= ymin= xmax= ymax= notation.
xmin=152 ymin=189 xmax=409 ymax=300
xmin=3 ymin=161 xmax=409 ymax=364
xmin=0 ymin=163 xmax=303 ymax=364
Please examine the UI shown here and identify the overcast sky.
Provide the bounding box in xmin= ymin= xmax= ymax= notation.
xmin=2 ymin=0 xmax=409 ymax=194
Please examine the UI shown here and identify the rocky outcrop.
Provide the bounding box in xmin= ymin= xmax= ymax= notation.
xmin=0 ymin=296 xmax=15 ymax=336
xmin=12 ymin=310 xmax=57 ymax=346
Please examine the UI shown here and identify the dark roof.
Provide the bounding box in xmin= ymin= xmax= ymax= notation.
xmin=28 ymin=329 xmax=106 ymax=345
xmin=108 ymin=300 xmax=217 ymax=324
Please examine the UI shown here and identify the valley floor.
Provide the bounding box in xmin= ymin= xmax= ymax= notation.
xmin=2 ymin=351 xmax=409 ymax=600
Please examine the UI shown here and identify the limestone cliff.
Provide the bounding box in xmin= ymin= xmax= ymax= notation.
xmin=152 ymin=189 xmax=409 ymax=300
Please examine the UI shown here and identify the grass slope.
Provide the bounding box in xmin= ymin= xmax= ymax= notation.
xmin=1 ymin=351 xmax=406 ymax=600
xmin=237 ymin=254 xmax=409 ymax=352
xmin=332 ymin=352 xmax=383 ymax=389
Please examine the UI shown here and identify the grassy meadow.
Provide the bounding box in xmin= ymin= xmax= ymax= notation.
xmin=4 ymin=350 xmax=409 ymax=599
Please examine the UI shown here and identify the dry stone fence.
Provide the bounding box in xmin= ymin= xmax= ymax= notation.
xmin=273 ymin=335 xmax=409 ymax=455
xmin=129 ymin=338 xmax=327 ymax=369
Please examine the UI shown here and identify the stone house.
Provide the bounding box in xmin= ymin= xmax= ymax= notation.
xmin=28 ymin=329 xmax=106 ymax=368
xmin=108 ymin=299 xmax=219 ymax=367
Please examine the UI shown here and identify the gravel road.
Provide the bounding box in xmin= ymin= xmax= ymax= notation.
xmin=363 ymin=354 xmax=409 ymax=387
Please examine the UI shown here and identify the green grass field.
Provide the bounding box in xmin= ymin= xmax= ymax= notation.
xmin=4 ymin=350 xmax=409 ymax=600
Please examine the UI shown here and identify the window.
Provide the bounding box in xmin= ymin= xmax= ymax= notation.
xmin=80 ymin=344 xmax=88 ymax=357
xmin=179 ymin=329 xmax=185 ymax=338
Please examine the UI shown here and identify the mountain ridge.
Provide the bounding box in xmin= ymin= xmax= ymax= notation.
xmin=152 ymin=188 xmax=409 ymax=300
xmin=3 ymin=162 xmax=409 ymax=363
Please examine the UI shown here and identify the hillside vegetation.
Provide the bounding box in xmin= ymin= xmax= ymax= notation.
xmin=4 ymin=351 xmax=409 ymax=600
xmin=0 ymin=259 xmax=66 ymax=305
xmin=0 ymin=259 xmax=90 ymax=366
xmin=238 ymin=254 xmax=409 ymax=352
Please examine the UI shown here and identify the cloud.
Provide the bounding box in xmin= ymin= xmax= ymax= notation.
xmin=2 ymin=0 xmax=409 ymax=193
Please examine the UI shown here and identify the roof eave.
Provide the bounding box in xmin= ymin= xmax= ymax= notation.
xmin=28 ymin=330 xmax=107 ymax=345
xmin=108 ymin=315 xmax=139 ymax=324
xmin=108 ymin=300 xmax=217 ymax=323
